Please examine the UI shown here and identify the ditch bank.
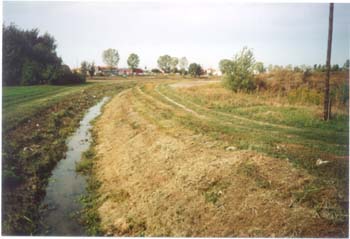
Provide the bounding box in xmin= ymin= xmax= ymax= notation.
xmin=2 ymin=81 xmax=135 ymax=235
xmin=37 ymin=97 xmax=109 ymax=236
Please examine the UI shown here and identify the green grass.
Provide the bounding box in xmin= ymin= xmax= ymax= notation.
xmin=76 ymin=149 xmax=95 ymax=174
xmin=2 ymin=83 xmax=97 ymax=132
xmin=163 ymin=83 xmax=349 ymax=132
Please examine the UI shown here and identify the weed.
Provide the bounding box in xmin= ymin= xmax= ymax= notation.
xmin=204 ymin=191 xmax=221 ymax=204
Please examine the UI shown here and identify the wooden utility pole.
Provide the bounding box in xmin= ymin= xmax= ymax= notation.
xmin=324 ymin=3 xmax=334 ymax=121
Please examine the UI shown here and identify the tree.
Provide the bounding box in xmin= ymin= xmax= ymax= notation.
xmin=219 ymin=59 xmax=232 ymax=74
xmin=324 ymin=3 xmax=334 ymax=121
xmin=254 ymin=62 xmax=265 ymax=73
xmin=223 ymin=47 xmax=256 ymax=92
xmin=188 ymin=63 xmax=203 ymax=77
xmin=151 ymin=68 xmax=162 ymax=74
xmin=2 ymin=24 xmax=64 ymax=86
xmin=80 ymin=61 xmax=89 ymax=76
xmin=88 ymin=62 xmax=95 ymax=78
xmin=179 ymin=57 xmax=188 ymax=75
xmin=170 ymin=57 xmax=179 ymax=73
xmin=293 ymin=66 xmax=302 ymax=72
xmin=285 ymin=64 xmax=293 ymax=71
xmin=267 ymin=64 xmax=274 ymax=72
xmin=157 ymin=55 xmax=172 ymax=73
xmin=331 ymin=64 xmax=340 ymax=71
xmin=102 ymin=48 xmax=119 ymax=70
xmin=127 ymin=53 xmax=140 ymax=73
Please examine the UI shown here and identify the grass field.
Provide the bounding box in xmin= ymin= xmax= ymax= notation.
xmin=86 ymin=78 xmax=348 ymax=237
xmin=2 ymin=83 xmax=99 ymax=132
xmin=155 ymin=82 xmax=349 ymax=188
xmin=2 ymin=76 xmax=348 ymax=236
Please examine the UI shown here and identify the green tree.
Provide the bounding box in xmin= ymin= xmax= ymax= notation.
xmin=157 ymin=55 xmax=172 ymax=73
xmin=331 ymin=64 xmax=340 ymax=71
xmin=102 ymin=48 xmax=119 ymax=70
xmin=88 ymin=62 xmax=96 ymax=78
xmin=127 ymin=53 xmax=140 ymax=73
xmin=188 ymin=63 xmax=203 ymax=77
xmin=254 ymin=62 xmax=265 ymax=73
xmin=80 ymin=61 xmax=89 ymax=76
xmin=21 ymin=60 xmax=40 ymax=85
xmin=3 ymin=24 xmax=64 ymax=85
xmin=219 ymin=59 xmax=232 ymax=74
xmin=170 ymin=57 xmax=179 ymax=73
xmin=285 ymin=64 xmax=293 ymax=71
xmin=223 ymin=47 xmax=256 ymax=92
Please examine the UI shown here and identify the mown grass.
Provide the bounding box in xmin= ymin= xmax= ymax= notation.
xmin=2 ymin=83 xmax=99 ymax=132
xmin=136 ymin=81 xmax=348 ymax=227
xmin=2 ymin=80 xmax=136 ymax=235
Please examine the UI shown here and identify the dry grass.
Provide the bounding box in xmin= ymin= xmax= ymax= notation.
xmin=90 ymin=84 xmax=347 ymax=237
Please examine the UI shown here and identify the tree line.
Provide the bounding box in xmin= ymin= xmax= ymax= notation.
xmin=3 ymin=24 xmax=85 ymax=86
xmin=101 ymin=49 xmax=204 ymax=77
xmin=218 ymin=47 xmax=349 ymax=93
xmin=4 ymin=23 xmax=348 ymax=87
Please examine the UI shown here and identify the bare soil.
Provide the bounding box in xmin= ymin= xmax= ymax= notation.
xmin=92 ymin=85 xmax=346 ymax=237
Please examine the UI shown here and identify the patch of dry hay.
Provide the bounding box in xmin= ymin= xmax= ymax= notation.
xmin=92 ymin=89 xmax=345 ymax=237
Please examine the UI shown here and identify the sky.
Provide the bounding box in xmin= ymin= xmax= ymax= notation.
xmin=3 ymin=1 xmax=350 ymax=69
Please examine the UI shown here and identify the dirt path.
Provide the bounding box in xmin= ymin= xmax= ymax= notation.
xmin=92 ymin=84 xmax=344 ymax=237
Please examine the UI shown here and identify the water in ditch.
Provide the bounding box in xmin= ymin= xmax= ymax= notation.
xmin=37 ymin=97 xmax=109 ymax=236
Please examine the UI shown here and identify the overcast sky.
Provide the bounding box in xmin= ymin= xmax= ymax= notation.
xmin=3 ymin=1 xmax=350 ymax=69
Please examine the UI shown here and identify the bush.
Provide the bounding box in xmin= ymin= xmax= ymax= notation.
xmin=151 ymin=68 xmax=162 ymax=74
xmin=222 ymin=47 xmax=256 ymax=92
xmin=50 ymin=65 xmax=86 ymax=85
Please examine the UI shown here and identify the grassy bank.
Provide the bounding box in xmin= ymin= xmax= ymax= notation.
xmin=76 ymin=123 xmax=104 ymax=236
xmin=2 ymin=80 xmax=135 ymax=235
xmin=84 ymin=80 xmax=348 ymax=237
xmin=137 ymin=81 xmax=348 ymax=231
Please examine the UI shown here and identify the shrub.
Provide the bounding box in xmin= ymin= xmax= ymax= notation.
xmin=151 ymin=68 xmax=162 ymax=74
xmin=222 ymin=47 xmax=256 ymax=92
xmin=50 ymin=65 xmax=86 ymax=85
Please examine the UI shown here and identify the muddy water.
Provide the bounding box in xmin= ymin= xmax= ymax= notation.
xmin=37 ymin=97 xmax=109 ymax=236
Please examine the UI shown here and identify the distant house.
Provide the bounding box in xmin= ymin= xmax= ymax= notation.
xmin=95 ymin=66 xmax=145 ymax=76
xmin=117 ymin=68 xmax=132 ymax=75
xmin=117 ymin=68 xmax=144 ymax=76
xmin=96 ymin=66 xmax=118 ymax=76
xmin=133 ymin=68 xmax=144 ymax=75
